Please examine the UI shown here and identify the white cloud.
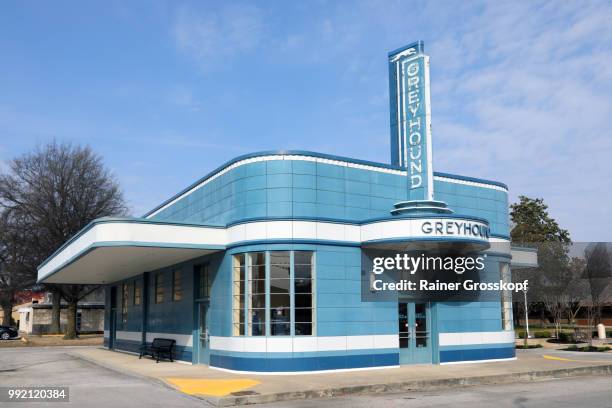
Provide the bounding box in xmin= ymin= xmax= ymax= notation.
xmin=167 ymin=85 xmax=201 ymax=112
xmin=278 ymin=0 xmax=612 ymax=240
xmin=173 ymin=4 xmax=265 ymax=70
xmin=422 ymin=0 xmax=612 ymax=240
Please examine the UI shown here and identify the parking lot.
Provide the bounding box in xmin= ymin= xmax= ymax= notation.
xmin=0 ymin=347 xmax=203 ymax=407
xmin=1 ymin=346 xmax=612 ymax=407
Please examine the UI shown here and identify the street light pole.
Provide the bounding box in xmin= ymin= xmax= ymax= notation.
xmin=523 ymin=288 xmax=530 ymax=347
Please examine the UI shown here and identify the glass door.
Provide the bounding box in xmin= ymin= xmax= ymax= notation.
xmin=197 ymin=302 xmax=210 ymax=364
xmin=398 ymin=301 xmax=432 ymax=364
xmin=194 ymin=264 xmax=211 ymax=365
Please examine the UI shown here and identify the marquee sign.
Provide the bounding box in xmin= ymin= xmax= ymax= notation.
xmin=388 ymin=41 xmax=434 ymax=201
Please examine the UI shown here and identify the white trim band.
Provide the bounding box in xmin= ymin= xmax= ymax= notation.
xmin=210 ymin=364 xmax=400 ymax=376
xmin=38 ymin=217 xmax=500 ymax=282
xmin=145 ymin=332 xmax=193 ymax=348
xmin=115 ymin=330 xmax=141 ymax=342
xmin=209 ymin=334 xmax=399 ymax=353
xmin=438 ymin=331 xmax=515 ymax=347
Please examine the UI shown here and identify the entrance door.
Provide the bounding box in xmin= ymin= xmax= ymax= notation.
xmin=398 ymin=302 xmax=432 ymax=364
xmin=197 ymin=302 xmax=210 ymax=364
xmin=109 ymin=286 xmax=117 ymax=349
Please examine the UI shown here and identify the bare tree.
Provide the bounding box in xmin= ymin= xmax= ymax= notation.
xmin=538 ymin=242 xmax=573 ymax=339
xmin=0 ymin=210 xmax=38 ymax=325
xmin=564 ymin=257 xmax=587 ymax=326
xmin=0 ymin=141 xmax=128 ymax=338
xmin=582 ymin=243 xmax=612 ymax=347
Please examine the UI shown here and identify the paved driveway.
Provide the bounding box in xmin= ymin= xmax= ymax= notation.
xmin=0 ymin=347 xmax=203 ymax=407
xmin=1 ymin=346 xmax=611 ymax=407
xmin=255 ymin=376 xmax=612 ymax=408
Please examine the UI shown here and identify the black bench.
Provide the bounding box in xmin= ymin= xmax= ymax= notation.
xmin=139 ymin=338 xmax=176 ymax=363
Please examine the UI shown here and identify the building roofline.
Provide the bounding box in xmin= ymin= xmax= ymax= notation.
xmin=37 ymin=217 xmax=224 ymax=270
xmin=142 ymin=150 xmax=509 ymax=218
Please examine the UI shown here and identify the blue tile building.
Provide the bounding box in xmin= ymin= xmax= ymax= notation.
xmin=38 ymin=41 xmax=536 ymax=373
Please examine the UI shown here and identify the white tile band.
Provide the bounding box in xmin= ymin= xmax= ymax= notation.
xmin=39 ymin=217 xmax=503 ymax=282
xmin=145 ymin=332 xmax=193 ymax=348
xmin=438 ymin=331 xmax=515 ymax=347
xmin=209 ymin=334 xmax=399 ymax=353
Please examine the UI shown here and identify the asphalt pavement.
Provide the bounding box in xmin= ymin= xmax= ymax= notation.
xmin=1 ymin=346 xmax=611 ymax=407
xmin=0 ymin=347 xmax=203 ymax=407
xmin=254 ymin=376 xmax=612 ymax=408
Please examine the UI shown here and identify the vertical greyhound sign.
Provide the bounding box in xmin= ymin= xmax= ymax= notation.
xmin=388 ymin=41 xmax=434 ymax=201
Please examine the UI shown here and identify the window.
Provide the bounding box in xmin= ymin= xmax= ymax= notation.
xmin=500 ymin=263 xmax=513 ymax=330
xmin=270 ymin=251 xmax=291 ymax=336
xmin=133 ymin=280 xmax=141 ymax=306
xmin=232 ymin=254 xmax=246 ymax=335
xmin=155 ymin=272 xmax=164 ymax=304
xmin=294 ymin=251 xmax=313 ymax=335
xmin=196 ymin=264 xmax=211 ymax=298
xmin=172 ymin=270 xmax=182 ymax=301
xmin=249 ymin=252 xmax=267 ymax=336
xmin=233 ymin=250 xmax=315 ymax=337
xmin=122 ymin=283 xmax=129 ymax=327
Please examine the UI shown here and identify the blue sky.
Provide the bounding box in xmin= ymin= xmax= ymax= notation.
xmin=1 ymin=1 xmax=611 ymax=240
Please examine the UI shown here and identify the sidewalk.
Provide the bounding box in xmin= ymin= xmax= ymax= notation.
xmin=69 ymin=347 xmax=612 ymax=406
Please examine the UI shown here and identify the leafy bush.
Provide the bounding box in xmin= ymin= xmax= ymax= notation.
xmin=516 ymin=344 xmax=543 ymax=349
xmin=515 ymin=329 xmax=552 ymax=338
xmin=564 ymin=345 xmax=611 ymax=352
xmin=533 ymin=330 xmax=551 ymax=338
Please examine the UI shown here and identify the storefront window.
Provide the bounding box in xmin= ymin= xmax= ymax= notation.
xmin=196 ymin=264 xmax=211 ymax=298
xmin=249 ymin=252 xmax=267 ymax=336
xmin=233 ymin=250 xmax=315 ymax=336
xmin=294 ymin=251 xmax=313 ymax=335
xmin=172 ymin=270 xmax=182 ymax=301
xmin=133 ymin=280 xmax=141 ymax=305
xmin=232 ymin=254 xmax=246 ymax=335
xmin=155 ymin=272 xmax=164 ymax=304
xmin=270 ymin=251 xmax=290 ymax=336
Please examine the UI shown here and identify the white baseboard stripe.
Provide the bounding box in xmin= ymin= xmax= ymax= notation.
xmin=209 ymin=364 xmax=400 ymax=375
xmin=440 ymin=357 xmax=516 ymax=365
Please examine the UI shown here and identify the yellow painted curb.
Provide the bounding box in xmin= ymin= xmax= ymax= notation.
xmin=543 ymin=354 xmax=611 ymax=363
xmin=165 ymin=378 xmax=261 ymax=397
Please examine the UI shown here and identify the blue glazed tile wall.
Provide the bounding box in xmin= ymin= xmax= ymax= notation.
xmin=434 ymin=180 xmax=509 ymax=237
xmin=315 ymin=245 xmax=397 ymax=336
xmin=149 ymin=159 xmax=406 ymax=225
xmin=436 ymin=256 xmax=506 ymax=334
xmin=148 ymin=157 xmax=509 ymax=238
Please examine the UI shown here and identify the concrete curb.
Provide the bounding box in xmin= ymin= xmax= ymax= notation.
xmin=67 ymin=350 xmax=612 ymax=407
xmin=66 ymin=349 xmax=218 ymax=406
xmin=213 ymin=364 xmax=612 ymax=406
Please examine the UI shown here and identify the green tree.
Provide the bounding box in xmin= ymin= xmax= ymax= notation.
xmin=510 ymin=196 xmax=571 ymax=346
xmin=510 ymin=196 xmax=570 ymax=244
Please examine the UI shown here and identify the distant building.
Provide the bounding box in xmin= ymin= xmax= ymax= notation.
xmin=15 ymin=289 xmax=104 ymax=334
